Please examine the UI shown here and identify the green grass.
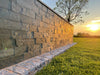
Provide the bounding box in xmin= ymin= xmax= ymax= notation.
xmin=35 ymin=38 xmax=100 ymax=75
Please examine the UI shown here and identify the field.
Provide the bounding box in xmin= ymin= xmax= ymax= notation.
xmin=35 ymin=38 xmax=100 ymax=75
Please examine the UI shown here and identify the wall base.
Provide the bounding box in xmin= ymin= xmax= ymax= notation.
xmin=0 ymin=43 xmax=76 ymax=75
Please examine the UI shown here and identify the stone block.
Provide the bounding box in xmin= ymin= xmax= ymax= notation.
xmin=29 ymin=9 xmax=36 ymax=19
xmin=24 ymin=39 xmax=35 ymax=45
xmin=0 ymin=0 xmax=10 ymax=9
xmin=22 ymin=7 xmax=35 ymax=19
xmin=9 ymin=11 xmax=20 ymax=22
xmin=34 ymin=0 xmax=42 ymax=8
xmin=33 ymin=49 xmax=41 ymax=56
xmin=34 ymin=32 xmax=43 ymax=38
xmin=33 ymin=45 xmax=41 ymax=50
xmin=33 ymin=19 xmax=40 ymax=26
xmin=12 ymin=0 xmax=21 ymax=13
xmin=29 ymin=25 xmax=38 ymax=32
xmin=0 ymin=18 xmax=22 ymax=30
xmin=38 ymin=27 xmax=44 ymax=33
xmin=0 ymin=48 xmax=14 ymax=57
xmin=32 ymin=5 xmax=39 ymax=14
xmin=15 ymin=46 xmax=26 ymax=55
xmin=42 ymin=43 xmax=51 ymax=48
xmin=41 ymin=48 xmax=49 ymax=54
xmin=17 ymin=63 xmax=35 ymax=73
xmin=36 ymin=38 xmax=46 ymax=44
xmin=34 ymin=56 xmax=49 ymax=64
xmin=26 ymin=31 xmax=34 ymax=39
xmin=0 ymin=69 xmax=18 ymax=75
xmin=0 ymin=8 xmax=10 ymax=19
xmin=24 ymin=52 xmax=33 ymax=60
xmin=0 ymin=38 xmax=13 ymax=48
xmin=7 ymin=65 xmax=29 ymax=75
xmin=0 ymin=33 xmax=11 ymax=38
xmin=42 ymin=16 xmax=48 ymax=23
xmin=17 ymin=0 xmax=35 ymax=9
xmin=34 ymin=12 xmax=41 ymax=20
xmin=20 ymin=14 xmax=34 ymax=25
xmin=40 ymin=10 xmax=45 ymax=17
xmin=21 ymin=23 xmax=29 ymax=31
xmin=42 ymin=5 xmax=47 ymax=12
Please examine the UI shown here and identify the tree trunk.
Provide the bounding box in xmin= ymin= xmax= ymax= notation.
xmin=68 ymin=8 xmax=71 ymax=22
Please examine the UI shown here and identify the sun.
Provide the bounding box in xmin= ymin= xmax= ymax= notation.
xmin=90 ymin=25 xmax=98 ymax=31
xmin=86 ymin=24 xmax=99 ymax=31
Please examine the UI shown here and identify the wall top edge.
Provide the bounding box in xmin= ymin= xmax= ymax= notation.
xmin=37 ymin=0 xmax=73 ymax=26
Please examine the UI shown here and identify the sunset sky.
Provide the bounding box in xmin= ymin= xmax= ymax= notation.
xmin=41 ymin=0 xmax=100 ymax=36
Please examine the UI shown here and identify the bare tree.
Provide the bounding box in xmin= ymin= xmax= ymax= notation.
xmin=54 ymin=0 xmax=89 ymax=23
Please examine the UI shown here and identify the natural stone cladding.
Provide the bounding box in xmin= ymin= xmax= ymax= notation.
xmin=0 ymin=43 xmax=76 ymax=75
xmin=0 ymin=0 xmax=73 ymax=67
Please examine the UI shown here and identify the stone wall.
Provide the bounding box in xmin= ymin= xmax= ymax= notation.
xmin=0 ymin=0 xmax=73 ymax=59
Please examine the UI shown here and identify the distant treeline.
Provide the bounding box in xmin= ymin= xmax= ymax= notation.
xmin=74 ymin=36 xmax=100 ymax=38
xmin=74 ymin=33 xmax=100 ymax=38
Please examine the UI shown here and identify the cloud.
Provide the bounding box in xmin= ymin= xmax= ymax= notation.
xmin=91 ymin=20 xmax=100 ymax=23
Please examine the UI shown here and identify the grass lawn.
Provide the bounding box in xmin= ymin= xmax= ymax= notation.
xmin=35 ymin=38 xmax=100 ymax=75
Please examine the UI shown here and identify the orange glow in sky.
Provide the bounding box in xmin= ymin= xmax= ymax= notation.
xmin=86 ymin=24 xmax=100 ymax=31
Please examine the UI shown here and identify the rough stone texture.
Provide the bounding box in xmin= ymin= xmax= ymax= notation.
xmin=0 ymin=43 xmax=76 ymax=75
xmin=0 ymin=0 xmax=73 ymax=58
xmin=0 ymin=0 xmax=73 ymax=69
xmin=0 ymin=69 xmax=19 ymax=75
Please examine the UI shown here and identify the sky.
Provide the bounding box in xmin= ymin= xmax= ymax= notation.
xmin=41 ymin=0 xmax=100 ymax=36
